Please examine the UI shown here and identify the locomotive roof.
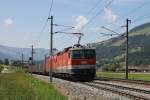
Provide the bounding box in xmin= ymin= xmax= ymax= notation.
xmin=55 ymin=44 xmax=95 ymax=56
xmin=70 ymin=47 xmax=95 ymax=50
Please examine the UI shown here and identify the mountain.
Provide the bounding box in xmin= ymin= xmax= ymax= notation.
xmin=0 ymin=45 xmax=49 ymax=61
xmin=92 ymin=22 xmax=150 ymax=68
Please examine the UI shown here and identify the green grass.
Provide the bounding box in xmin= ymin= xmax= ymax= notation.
xmin=97 ymin=71 xmax=150 ymax=81
xmin=0 ymin=72 xmax=68 ymax=100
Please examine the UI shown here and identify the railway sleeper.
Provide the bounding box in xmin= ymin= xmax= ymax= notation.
xmin=93 ymin=81 xmax=150 ymax=94
xmin=83 ymin=82 xmax=150 ymax=100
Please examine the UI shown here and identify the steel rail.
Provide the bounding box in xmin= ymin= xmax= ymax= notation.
xmin=95 ymin=77 xmax=150 ymax=85
xmin=81 ymin=82 xmax=149 ymax=100
xmin=93 ymin=81 xmax=150 ymax=94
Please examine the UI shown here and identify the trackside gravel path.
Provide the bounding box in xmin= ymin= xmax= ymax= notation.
xmin=33 ymin=74 xmax=132 ymax=100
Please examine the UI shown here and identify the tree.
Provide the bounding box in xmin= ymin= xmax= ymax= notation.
xmin=109 ymin=63 xmax=122 ymax=72
xmin=0 ymin=59 xmax=3 ymax=64
xmin=12 ymin=60 xmax=21 ymax=66
xmin=4 ymin=58 xmax=9 ymax=65
xmin=0 ymin=65 xmax=3 ymax=73
xmin=102 ymin=63 xmax=122 ymax=72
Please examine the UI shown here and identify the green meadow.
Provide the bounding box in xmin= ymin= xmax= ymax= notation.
xmin=97 ymin=71 xmax=150 ymax=81
xmin=0 ymin=72 xmax=68 ymax=100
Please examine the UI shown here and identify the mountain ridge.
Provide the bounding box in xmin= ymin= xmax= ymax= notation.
xmin=93 ymin=22 xmax=150 ymax=68
xmin=0 ymin=44 xmax=49 ymax=61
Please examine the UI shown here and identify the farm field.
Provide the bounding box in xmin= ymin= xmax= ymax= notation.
xmin=97 ymin=71 xmax=150 ymax=81
xmin=0 ymin=72 xmax=68 ymax=100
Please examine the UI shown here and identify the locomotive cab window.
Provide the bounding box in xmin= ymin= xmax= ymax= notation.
xmin=71 ymin=49 xmax=95 ymax=59
xmin=84 ymin=50 xmax=95 ymax=58
xmin=72 ymin=50 xmax=84 ymax=59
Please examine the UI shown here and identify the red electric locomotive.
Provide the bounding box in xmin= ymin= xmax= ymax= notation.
xmin=45 ymin=44 xmax=96 ymax=81
xmin=28 ymin=33 xmax=96 ymax=81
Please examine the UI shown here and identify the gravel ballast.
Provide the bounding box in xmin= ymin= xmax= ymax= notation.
xmin=33 ymin=74 xmax=131 ymax=100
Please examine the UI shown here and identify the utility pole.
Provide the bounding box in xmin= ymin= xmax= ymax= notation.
xmin=125 ymin=19 xmax=131 ymax=80
xmin=21 ymin=53 xmax=24 ymax=69
xmin=31 ymin=45 xmax=34 ymax=65
xmin=31 ymin=45 xmax=34 ymax=75
xmin=45 ymin=55 xmax=47 ymax=67
xmin=101 ymin=20 xmax=131 ymax=80
xmin=48 ymin=16 xmax=53 ymax=83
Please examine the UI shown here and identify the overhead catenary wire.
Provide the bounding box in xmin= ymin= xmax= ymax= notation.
xmin=86 ymin=0 xmax=104 ymax=16
xmin=93 ymin=1 xmax=150 ymax=54
xmin=34 ymin=0 xmax=54 ymax=46
xmin=54 ymin=24 xmax=74 ymax=28
xmin=102 ymin=11 xmax=150 ymax=38
xmin=2 ymin=0 xmax=54 ymax=59
xmin=132 ymin=12 xmax=150 ymax=24
xmin=48 ymin=0 xmax=54 ymax=18
xmin=108 ymin=0 xmax=150 ymax=26
xmin=98 ymin=0 xmax=150 ymax=37
xmin=100 ymin=0 xmax=150 ymax=35
xmin=80 ymin=0 xmax=115 ymax=31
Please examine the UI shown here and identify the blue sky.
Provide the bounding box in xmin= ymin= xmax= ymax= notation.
xmin=0 ymin=0 xmax=150 ymax=50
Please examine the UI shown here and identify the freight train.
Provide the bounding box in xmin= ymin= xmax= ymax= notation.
xmin=28 ymin=44 xmax=96 ymax=81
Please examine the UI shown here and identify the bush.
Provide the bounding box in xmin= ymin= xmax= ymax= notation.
xmin=102 ymin=63 xmax=122 ymax=72
xmin=0 ymin=65 xmax=3 ymax=73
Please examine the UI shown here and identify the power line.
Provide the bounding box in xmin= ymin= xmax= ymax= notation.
xmin=48 ymin=0 xmax=54 ymax=17
xmin=86 ymin=0 xmax=104 ymax=16
xmin=108 ymin=8 xmax=150 ymax=34
xmin=102 ymin=11 xmax=150 ymax=40
xmin=101 ymin=26 xmax=121 ymax=35
xmin=109 ymin=1 xmax=150 ymax=26
xmin=80 ymin=0 xmax=114 ymax=31
xmin=100 ymin=19 xmax=131 ymax=80
xmin=88 ymin=0 xmax=114 ymax=23
xmin=34 ymin=21 xmax=48 ymax=45
xmin=54 ymin=24 xmax=74 ymax=28
xmin=34 ymin=0 xmax=54 ymax=46
xmin=100 ymin=1 xmax=150 ymax=34
xmin=132 ymin=12 xmax=150 ymax=23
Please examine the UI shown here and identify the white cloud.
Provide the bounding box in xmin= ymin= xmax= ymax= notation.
xmin=103 ymin=8 xmax=118 ymax=22
xmin=73 ymin=16 xmax=88 ymax=31
xmin=4 ymin=18 xmax=14 ymax=27
xmin=71 ymin=16 xmax=75 ymax=19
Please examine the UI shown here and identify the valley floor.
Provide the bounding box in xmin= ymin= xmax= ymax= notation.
xmin=97 ymin=71 xmax=150 ymax=81
xmin=0 ymin=72 xmax=68 ymax=100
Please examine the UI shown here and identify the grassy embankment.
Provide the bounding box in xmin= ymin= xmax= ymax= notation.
xmin=0 ymin=72 xmax=68 ymax=100
xmin=97 ymin=71 xmax=150 ymax=81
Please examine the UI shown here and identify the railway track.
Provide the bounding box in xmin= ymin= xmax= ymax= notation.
xmin=34 ymin=74 xmax=150 ymax=99
xmin=94 ymin=81 xmax=150 ymax=94
xmin=81 ymin=81 xmax=150 ymax=100
xmin=95 ymin=77 xmax=150 ymax=86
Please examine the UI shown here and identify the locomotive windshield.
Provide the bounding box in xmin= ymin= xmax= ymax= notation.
xmin=71 ymin=49 xmax=95 ymax=59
